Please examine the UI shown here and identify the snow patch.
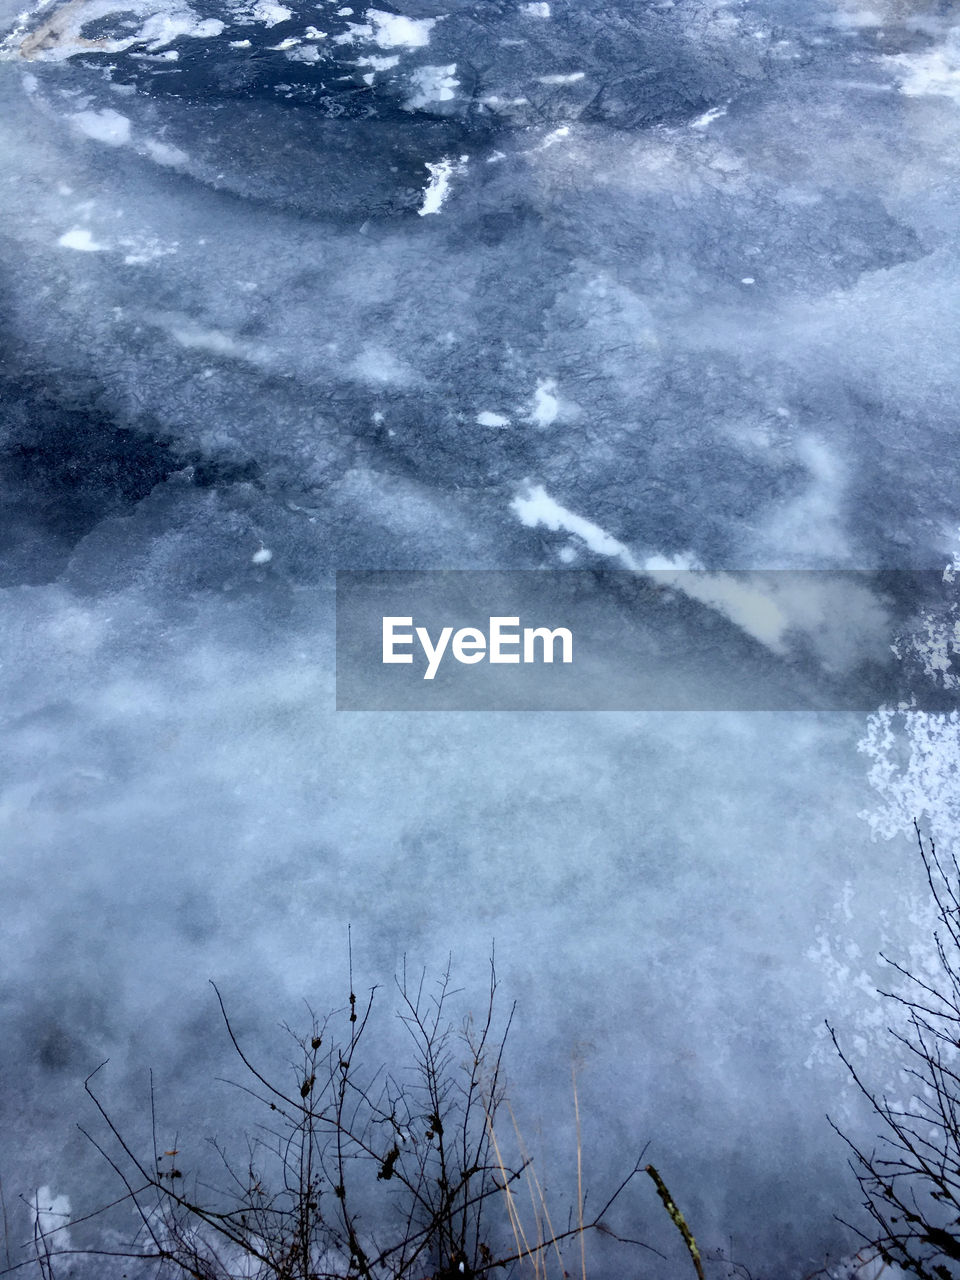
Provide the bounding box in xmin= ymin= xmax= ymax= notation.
xmin=480 ymin=95 xmax=529 ymax=109
xmin=406 ymin=64 xmax=458 ymax=109
xmin=418 ymin=154 xmax=467 ymax=216
xmin=525 ymin=378 xmax=558 ymax=427
xmin=68 ymin=108 xmax=131 ymax=145
xmin=355 ymin=52 xmax=398 ymax=70
xmin=143 ymin=137 xmax=188 ymax=166
xmin=537 ymin=71 xmax=584 ymax=85
xmin=535 ymin=125 xmax=570 ymax=150
xmin=508 ymin=485 xmax=849 ymax=652
xmin=58 ymin=226 xmax=106 ymax=251
xmin=251 ymin=1 xmax=292 ymax=25
xmin=690 ymin=104 xmax=727 ymax=129
xmin=34 ymin=1188 xmax=72 ymax=1252
xmin=887 ymin=32 xmax=960 ymax=106
xmin=511 ymin=484 xmax=641 ymax=568
xmin=154 ymin=314 xmax=270 ymax=364
xmin=369 ymin=9 xmax=434 ymax=47
xmin=136 ymin=11 xmax=223 ymax=44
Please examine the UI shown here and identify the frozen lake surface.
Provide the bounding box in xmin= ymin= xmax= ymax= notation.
xmin=3 ymin=0 xmax=960 ymax=1274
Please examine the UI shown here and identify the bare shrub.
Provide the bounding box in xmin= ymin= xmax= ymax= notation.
xmin=8 ymin=951 xmax=658 ymax=1280
xmin=830 ymin=822 xmax=960 ymax=1279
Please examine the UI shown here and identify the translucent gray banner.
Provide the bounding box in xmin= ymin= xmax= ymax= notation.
xmin=335 ymin=569 xmax=960 ymax=711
